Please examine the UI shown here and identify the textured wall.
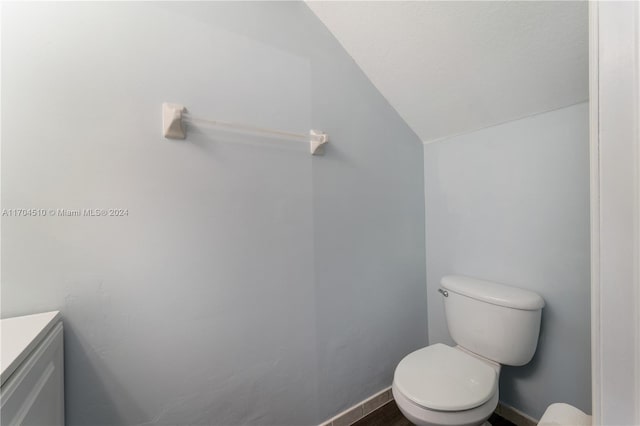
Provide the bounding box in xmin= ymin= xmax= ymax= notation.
xmin=1 ymin=2 xmax=426 ymax=425
xmin=423 ymin=103 xmax=590 ymax=419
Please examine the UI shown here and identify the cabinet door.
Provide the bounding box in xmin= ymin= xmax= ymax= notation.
xmin=1 ymin=323 xmax=64 ymax=426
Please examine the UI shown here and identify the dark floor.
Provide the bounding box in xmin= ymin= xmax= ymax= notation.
xmin=352 ymin=401 xmax=516 ymax=426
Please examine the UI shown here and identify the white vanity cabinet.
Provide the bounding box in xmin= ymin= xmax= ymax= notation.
xmin=0 ymin=312 xmax=64 ymax=426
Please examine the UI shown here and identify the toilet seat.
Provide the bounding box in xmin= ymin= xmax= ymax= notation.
xmin=393 ymin=344 xmax=498 ymax=412
xmin=392 ymin=381 xmax=499 ymax=426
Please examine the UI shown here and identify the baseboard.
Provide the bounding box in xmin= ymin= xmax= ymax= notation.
xmin=318 ymin=389 xmax=539 ymax=426
xmin=318 ymin=387 xmax=393 ymax=426
xmin=496 ymin=402 xmax=539 ymax=426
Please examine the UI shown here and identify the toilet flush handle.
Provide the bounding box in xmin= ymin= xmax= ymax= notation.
xmin=438 ymin=288 xmax=449 ymax=297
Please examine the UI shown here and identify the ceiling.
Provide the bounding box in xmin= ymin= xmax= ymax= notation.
xmin=306 ymin=1 xmax=588 ymax=143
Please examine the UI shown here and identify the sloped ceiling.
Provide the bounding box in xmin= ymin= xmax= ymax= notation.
xmin=306 ymin=1 xmax=588 ymax=143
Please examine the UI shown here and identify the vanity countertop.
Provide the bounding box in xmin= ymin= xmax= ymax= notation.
xmin=0 ymin=311 xmax=61 ymax=386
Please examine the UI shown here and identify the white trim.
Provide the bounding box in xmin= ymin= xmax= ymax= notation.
xmin=317 ymin=388 xmax=535 ymax=426
xmin=588 ymin=2 xmax=601 ymax=424
xmin=635 ymin=3 xmax=640 ymax=423
xmin=318 ymin=387 xmax=392 ymax=426
xmin=497 ymin=402 xmax=538 ymax=426
xmin=590 ymin=2 xmax=640 ymax=424
xmin=0 ymin=1 xmax=3 ymax=290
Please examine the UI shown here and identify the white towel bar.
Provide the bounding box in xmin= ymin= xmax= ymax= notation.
xmin=162 ymin=103 xmax=329 ymax=155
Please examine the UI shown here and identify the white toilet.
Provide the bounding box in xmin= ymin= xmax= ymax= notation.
xmin=393 ymin=275 xmax=545 ymax=426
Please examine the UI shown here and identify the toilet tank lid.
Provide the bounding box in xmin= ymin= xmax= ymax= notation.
xmin=441 ymin=276 xmax=545 ymax=310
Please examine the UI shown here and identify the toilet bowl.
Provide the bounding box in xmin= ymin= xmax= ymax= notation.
xmin=393 ymin=383 xmax=498 ymax=426
xmin=393 ymin=344 xmax=500 ymax=426
xmin=393 ymin=276 xmax=545 ymax=426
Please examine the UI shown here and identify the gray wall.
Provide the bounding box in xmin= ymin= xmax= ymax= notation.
xmin=423 ymin=102 xmax=590 ymax=420
xmin=1 ymin=3 xmax=427 ymax=425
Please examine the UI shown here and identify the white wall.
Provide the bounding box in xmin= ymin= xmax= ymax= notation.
xmin=423 ymin=103 xmax=590 ymax=420
xmin=0 ymin=3 xmax=427 ymax=425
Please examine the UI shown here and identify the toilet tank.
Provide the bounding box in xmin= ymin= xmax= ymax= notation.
xmin=441 ymin=275 xmax=545 ymax=366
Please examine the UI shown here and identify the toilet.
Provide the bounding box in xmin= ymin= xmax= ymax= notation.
xmin=393 ymin=275 xmax=545 ymax=426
